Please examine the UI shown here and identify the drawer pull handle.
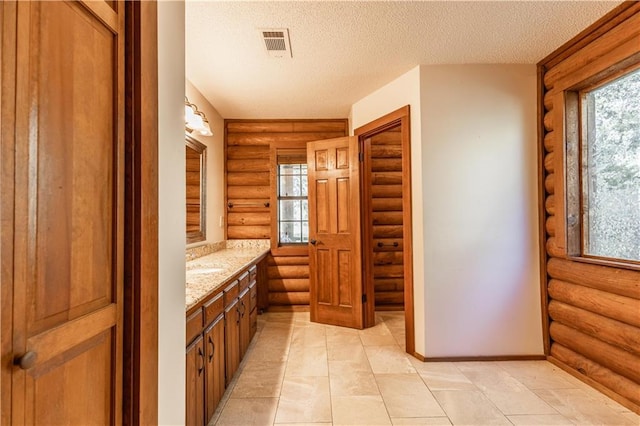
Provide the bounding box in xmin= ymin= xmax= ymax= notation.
xmin=208 ymin=336 xmax=214 ymax=362
xmin=197 ymin=346 xmax=205 ymax=376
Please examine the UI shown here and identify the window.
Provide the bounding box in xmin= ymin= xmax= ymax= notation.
xmin=277 ymin=163 xmax=308 ymax=244
xmin=568 ymin=67 xmax=640 ymax=262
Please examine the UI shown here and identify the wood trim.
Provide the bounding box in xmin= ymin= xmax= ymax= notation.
xmin=268 ymin=140 xmax=309 ymax=255
xmin=0 ymin=3 xmax=17 ymax=423
xmin=354 ymin=105 xmax=415 ymax=356
xmin=537 ymin=65 xmax=550 ymax=355
xmin=123 ymin=1 xmax=158 ymax=425
xmin=539 ymin=2 xmax=640 ymax=69
xmin=423 ymin=355 xmax=547 ymax=362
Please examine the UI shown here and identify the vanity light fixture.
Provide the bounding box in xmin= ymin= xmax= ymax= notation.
xmin=185 ymin=96 xmax=213 ymax=137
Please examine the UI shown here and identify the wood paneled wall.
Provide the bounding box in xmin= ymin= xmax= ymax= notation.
xmin=366 ymin=127 xmax=405 ymax=309
xmin=538 ymin=3 xmax=640 ymax=413
xmin=225 ymin=119 xmax=348 ymax=309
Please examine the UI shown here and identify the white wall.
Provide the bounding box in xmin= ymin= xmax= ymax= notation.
xmin=351 ymin=65 xmax=543 ymax=357
xmin=158 ymin=1 xmax=186 ymax=424
xmin=419 ymin=65 xmax=542 ymax=357
xmin=186 ymin=80 xmax=225 ymax=245
xmin=350 ymin=66 xmax=427 ymax=354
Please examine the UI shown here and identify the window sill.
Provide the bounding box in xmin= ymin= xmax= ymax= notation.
xmin=567 ymin=255 xmax=640 ymax=272
xmin=270 ymin=244 xmax=309 ymax=257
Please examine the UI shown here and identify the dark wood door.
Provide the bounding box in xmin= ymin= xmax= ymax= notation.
xmin=307 ymin=136 xmax=364 ymax=329
xmin=186 ymin=336 xmax=205 ymax=426
xmin=1 ymin=1 xmax=125 ymax=424
xmin=224 ymin=299 xmax=240 ymax=385
xmin=238 ymin=289 xmax=251 ymax=358
xmin=205 ymin=316 xmax=225 ymax=424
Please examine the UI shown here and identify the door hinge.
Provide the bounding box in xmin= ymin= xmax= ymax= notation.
xmin=362 ymin=294 xmax=367 ymax=303
xmin=359 ymin=151 xmax=364 ymax=162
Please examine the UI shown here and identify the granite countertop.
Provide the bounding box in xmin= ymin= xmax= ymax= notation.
xmin=186 ymin=242 xmax=270 ymax=311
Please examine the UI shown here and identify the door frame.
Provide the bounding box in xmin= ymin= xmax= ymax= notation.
xmin=123 ymin=1 xmax=159 ymax=425
xmin=354 ymin=106 xmax=415 ymax=355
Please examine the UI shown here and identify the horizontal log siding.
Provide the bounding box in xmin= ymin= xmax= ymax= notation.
xmin=225 ymin=119 xmax=348 ymax=309
xmin=539 ymin=5 xmax=640 ymax=413
xmin=368 ymin=130 xmax=404 ymax=309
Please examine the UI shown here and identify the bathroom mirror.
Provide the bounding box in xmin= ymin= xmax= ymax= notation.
xmin=186 ymin=136 xmax=207 ymax=244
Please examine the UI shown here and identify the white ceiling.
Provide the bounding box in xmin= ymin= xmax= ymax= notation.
xmin=186 ymin=1 xmax=620 ymax=119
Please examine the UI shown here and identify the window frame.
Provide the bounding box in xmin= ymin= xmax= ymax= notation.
xmin=563 ymin=62 xmax=640 ymax=269
xmin=269 ymin=143 xmax=309 ymax=256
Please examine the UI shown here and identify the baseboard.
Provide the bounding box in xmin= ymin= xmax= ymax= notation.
xmin=263 ymin=305 xmax=310 ymax=313
xmin=548 ymin=356 xmax=640 ymax=415
xmin=421 ymin=354 xmax=547 ymax=362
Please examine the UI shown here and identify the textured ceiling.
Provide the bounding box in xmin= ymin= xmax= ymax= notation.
xmin=186 ymin=1 xmax=620 ymax=119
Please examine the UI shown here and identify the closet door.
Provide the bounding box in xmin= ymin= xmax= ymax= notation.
xmin=2 ymin=1 xmax=125 ymax=423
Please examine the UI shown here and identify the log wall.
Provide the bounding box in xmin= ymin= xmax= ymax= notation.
xmin=538 ymin=3 xmax=640 ymax=413
xmin=365 ymin=127 xmax=405 ymax=309
xmin=225 ymin=119 xmax=348 ymax=309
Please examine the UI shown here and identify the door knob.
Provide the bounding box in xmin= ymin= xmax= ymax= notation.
xmin=15 ymin=351 xmax=37 ymax=370
xmin=310 ymin=239 xmax=317 ymax=245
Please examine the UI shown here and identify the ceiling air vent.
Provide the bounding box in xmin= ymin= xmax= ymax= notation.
xmin=259 ymin=28 xmax=292 ymax=58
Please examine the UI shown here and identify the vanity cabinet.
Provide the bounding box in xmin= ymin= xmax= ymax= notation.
xmin=223 ymin=281 xmax=240 ymax=385
xmin=186 ymin=255 xmax=267 ymax=425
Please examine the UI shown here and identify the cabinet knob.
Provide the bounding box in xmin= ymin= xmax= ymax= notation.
xmin=15 ymin=351 xmax=37 ymax=370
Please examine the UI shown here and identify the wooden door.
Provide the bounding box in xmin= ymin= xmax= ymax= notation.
xmin=1 ymin=1 xmax=125 ymax=424
xmin=224 ymin=299 xmax=240 ymax=385
xmin=205 ymin=316 xmax=225 ymax=423
xmin=186 ymin=336 xmax=205 ymax=426
xmin=308 ymin=137 xmax=364 ymax=328
xmin=238 ymin=289 xmax=251 ymax=358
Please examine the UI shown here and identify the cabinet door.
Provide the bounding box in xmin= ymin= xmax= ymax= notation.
xmin=204 ymin=315 xmax=225 ymax=423
xmin=239 ymin=289 xmax=251 ymax=359
xmin=224 ymin=299 xmax=240 ymax=386
xmin=186 ymin=336 xmax=205 ymax=426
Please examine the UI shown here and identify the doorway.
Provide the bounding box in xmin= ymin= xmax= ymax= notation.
xmin=355 ymin=106 xmax=415 ymax=355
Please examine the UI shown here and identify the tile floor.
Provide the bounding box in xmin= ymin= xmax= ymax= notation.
xmin=211 ymin=311 xmax=639 ymax=426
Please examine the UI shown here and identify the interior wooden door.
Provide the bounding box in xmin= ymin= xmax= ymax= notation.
xmin=308 ymin=136 xmax=364 ymax=329
xmin=1 ymin=1 xmax=125 ymax=423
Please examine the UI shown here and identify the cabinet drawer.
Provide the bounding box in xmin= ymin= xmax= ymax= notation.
xmin=249 ymin=283 xmax=257 ymax=311
xmin=223 ymin=280 xmax=239 ymax=307
xmin=249 ymin=265 xmax=257 ymax=283
xmin=186 ymin=308 xmax=203 ymax=345
xmin=204 ymin=292 xmax=224 ymax=326
xmin=238 ymin=271 xmax=250 ymax=292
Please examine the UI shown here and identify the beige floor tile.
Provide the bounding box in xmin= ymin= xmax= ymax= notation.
xmin=285 ymin=345 xmax=328 ymax=377
xmin=330 ymin=369 xmax=380 ymax=396
xmin=376 ymin=374 xmax=445 ymax=417
xmin=360 ymin=328 xmax=398 ymax=346
xmin=390 ymin=417 xmax=452 ymax=425
xmin=290 ymin=324 xmax=327 ymax=348
xmin=622 ymin=412 xmax=640 ymax=423
xmin=496 ymin=361 xmax=577 ymax=390
xmin=365 ymin=346 xmax=416 ymax=374
xmin=411 ymin=360 xmax=477 ymax=391
xmin=457 ymin=362 xmax=556 ymax=415
xmin=506 ymin=414 xmax=574 ymax=425
xmin=332 ymin=395 xmax=391 ymax=425
xmin=215 ymin=397 xmax=278 ymax=425
xmin=432 ymin=390 xmax=512 ymax=425
xmin=274 ymin=423 xmax=332 ymax=426
xmin=275 ymin=376 xmax=332 ymax=423
xmin=329 ymin=358 xmax=373 ymax=375
xmin=250 ymin=338 xmax=290 ymax=362
xmin=231 ymin=361 xmax=286 ymax=398
xmin=327 ymin=343 xmax=368 ymax=363
xmin=326 ymin=327 xmax=363 ymax=347
xmin=534 ymin=388 xmax=637 ymax=425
